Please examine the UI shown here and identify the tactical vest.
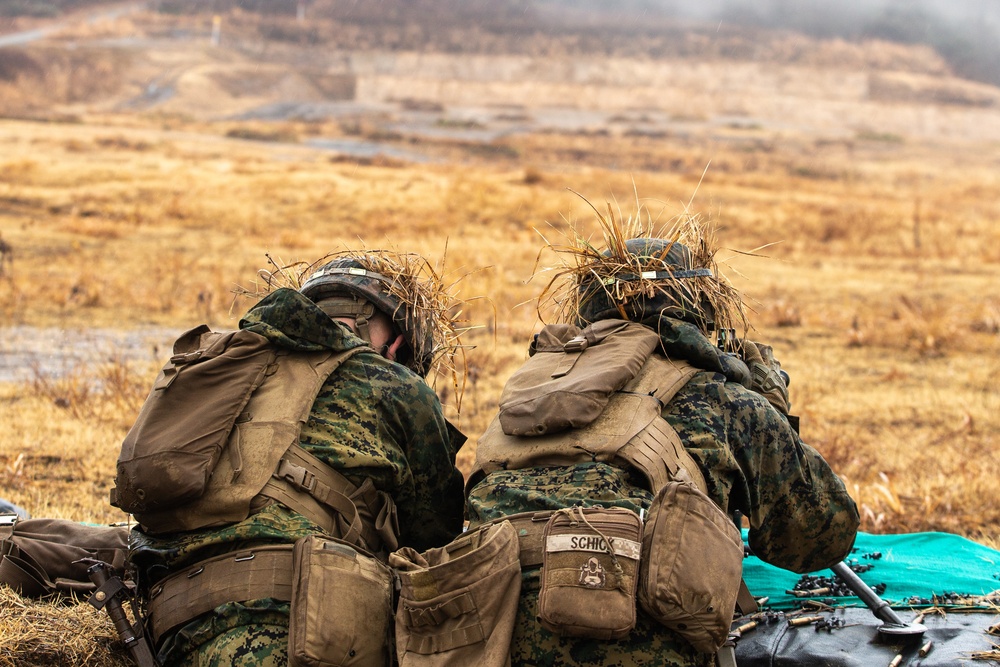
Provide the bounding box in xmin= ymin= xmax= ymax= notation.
xmin=474 ymin=341 xmax=704 ymax=494
xmin=112 ymin=326 xmax=397 ymax=553
xmin=472 ymin=322 xmax=756 ymax=661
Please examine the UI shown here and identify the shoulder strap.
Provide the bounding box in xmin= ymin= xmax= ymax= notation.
xmin=617 ymin=356 xmax=707 ymax=494
xmin=261 ymin=443 xmax=398 ymax=553
xmin=629 ymin=357 xmax=760 ymax=622
xmin=255 ymin=347 xmax=399 ymax=554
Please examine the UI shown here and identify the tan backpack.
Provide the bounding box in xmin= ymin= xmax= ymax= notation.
xmin=112 ymin=325 xmax=277 ymax=516
xmin=110 ymin=325 xmax=392 ymax=552
xmin=497 ymin=319 xmax=661 ymax=436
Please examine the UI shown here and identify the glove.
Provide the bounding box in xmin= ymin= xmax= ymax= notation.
xmin=742 ymin=341 xmax=790 ymax=415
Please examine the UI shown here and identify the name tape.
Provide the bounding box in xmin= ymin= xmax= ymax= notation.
xmin=546 ymin=534 xmax=642 ymax=560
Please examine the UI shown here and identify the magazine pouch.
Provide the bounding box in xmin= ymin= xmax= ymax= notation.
xmin=638 ymin=481 xmax=743 ymax=653
xmin=289 ymin=535 xmax=394 ymax=667
xmin=389 ymin=521 xmax=521 ymax=667
xmin=537 ymin=506 xmax=642 ymax=640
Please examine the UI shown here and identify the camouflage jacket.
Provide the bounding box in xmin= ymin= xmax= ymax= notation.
xmin=466 ymin=315 xmax=859 ymax=665
xmin=130 ymin=289 xmax=466 ymax=651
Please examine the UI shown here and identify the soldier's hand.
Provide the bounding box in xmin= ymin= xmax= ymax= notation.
xmin=742 ymin=341 xmax=790 ymax=415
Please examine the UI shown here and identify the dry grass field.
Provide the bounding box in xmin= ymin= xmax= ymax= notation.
xmin=3 ymin=115 xmax=998 ymax=541
xmin=1 ymin=4 xmax=1000 ymax=665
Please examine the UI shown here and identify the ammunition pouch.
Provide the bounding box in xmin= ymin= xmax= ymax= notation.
xmin=289 ymin=535 xmax=395 ymax=667
xmin=638 ymin=480 xmax=744 ymax=654
xmin=389 ymin=521 xmax=521 ymax=667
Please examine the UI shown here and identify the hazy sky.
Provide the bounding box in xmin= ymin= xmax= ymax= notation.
xmin=662 ymin=0 xmax=998 ymax=24
xmin=537 ymin=0 xmax=1000 ymax=85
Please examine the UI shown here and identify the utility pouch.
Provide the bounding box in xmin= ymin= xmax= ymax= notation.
xmin=638 ymin=481 xmax=743 ymax=653
xmin=289 ymin=535 xmax=394 ymax=667
xmin=498 ymin=320 xmax=660 ymax=436
xmin=389 ymin=521 xmax=521 ymax=667
xmin=537 ymin=506 xmax=642 ymax=640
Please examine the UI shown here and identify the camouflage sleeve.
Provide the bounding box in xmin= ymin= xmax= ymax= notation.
xmin=378 ymin=372 xmax=466 ymax=552
xmin=302 ymin=354 xmax=465 ymax=553
xmin=669 ymin=374 xmax=860 ymax=574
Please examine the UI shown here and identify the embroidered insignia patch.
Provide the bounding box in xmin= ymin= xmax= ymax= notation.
xmin=579 ymin=556 xmax=607 ymax=588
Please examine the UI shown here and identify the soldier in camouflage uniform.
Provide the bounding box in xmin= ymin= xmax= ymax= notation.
xmin=129 ymin=253 xmax=467 ymax=666
xmin=466 ymin=237 xmax=860 ymax=667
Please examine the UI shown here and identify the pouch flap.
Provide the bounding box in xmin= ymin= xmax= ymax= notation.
xmin=499 ymin=320 xmax=660 ymax=436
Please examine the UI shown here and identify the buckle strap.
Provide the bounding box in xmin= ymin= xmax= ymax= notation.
xmin=0 ymin=513 xmax=17 ymax=540
xmin=274 ymin=458 xmax=317 ymax=494
xmin=261 ymin=444 xmax=396 ymax=553
xmin=146 ymin=545 xmax=294 ymax=648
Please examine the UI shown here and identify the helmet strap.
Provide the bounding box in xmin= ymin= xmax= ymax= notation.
xmin=315 ymin=296 xmax=378 ymax=344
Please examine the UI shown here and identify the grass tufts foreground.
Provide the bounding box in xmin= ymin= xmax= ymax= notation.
xmin=0 ymin=587 xmax=131 ymax=667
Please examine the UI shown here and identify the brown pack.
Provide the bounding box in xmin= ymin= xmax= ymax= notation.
xmin=0 ymin=516 xmax=129 ymax=597
xmin=289 ymin=535 xmax=395 ymax=667
xmin=537 ymin=506 xmax=643 ymax=640
xmin=111 ymin=325 xmax=371 ymax=541
xmin=390 ymin=521 xmax=521 ymax=667
xmin=498 ymin=320 xmax=660 ymax=436
xmin=112 ymin=325 xmax=277 ymax=514
xmin=638 ymin=481 xmax=744 ymax=653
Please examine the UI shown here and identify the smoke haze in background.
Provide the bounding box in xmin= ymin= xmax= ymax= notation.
xmin=540 ymin=0 xmax=1000 ymax=85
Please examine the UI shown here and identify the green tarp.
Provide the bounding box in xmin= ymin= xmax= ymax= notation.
xmin=743 ymin=530 xmax=1000 ymax=610
xmin=736 ymin=531 xmax=1000 ymax=666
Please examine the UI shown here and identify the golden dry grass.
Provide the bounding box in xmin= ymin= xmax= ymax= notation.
xmin=1 ymin=104 xmax=999 ymax=663
xmin=0 ymin=586 xmax=130 ymax=667
xmin=1 ymin=112 xmax=998 ymax=536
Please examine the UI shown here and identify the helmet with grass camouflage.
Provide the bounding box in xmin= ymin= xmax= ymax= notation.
xmin=576 ymin=238 xmax=717 ymax=332
xmin=300 ymin=257 xmax=434 ymax=376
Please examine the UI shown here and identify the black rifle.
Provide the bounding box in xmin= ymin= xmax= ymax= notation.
xmin=82 ymin=559 xmax=161 ymax=667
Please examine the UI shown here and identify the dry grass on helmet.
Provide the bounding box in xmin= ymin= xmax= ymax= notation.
xmin=534 ymin=193 xmax=750 ymax=336
xmin=235 ymin=247 xmax=474 ymax=409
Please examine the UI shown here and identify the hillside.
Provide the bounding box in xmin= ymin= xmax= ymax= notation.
xmin=1 ymin=2 xmax=999 ymax=148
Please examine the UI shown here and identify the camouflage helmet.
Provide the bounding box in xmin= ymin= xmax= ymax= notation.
xmin=576 ymin=238 xmax=717 ymax=332
xmin=300 ymin=257 xmax=434 ymax=375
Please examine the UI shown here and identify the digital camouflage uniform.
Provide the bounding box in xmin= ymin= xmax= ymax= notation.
xmin=131 ymin=288 xmax=466 ymax=666
xmin=466 ymin=314 xmax=860 ymax=667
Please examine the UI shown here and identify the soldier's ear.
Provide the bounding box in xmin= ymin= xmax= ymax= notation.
xmin=386 ymin=333 xmax=407 ymax=362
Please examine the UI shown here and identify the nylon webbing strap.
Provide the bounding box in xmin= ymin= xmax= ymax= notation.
xmin=409 ymin=623 xmax=486 ymax=655
xmin=260 ymin=443 xmax=385 ymax=551
xmin=716 ymin=643 xmax=738 ymax=667
xmin=736 ymin=578 xmax=759 ymax=615
xmin=146 ymin=545 xmax=294 ymax=647
xmin=622 ymin=357 xmax=707 ymax=494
